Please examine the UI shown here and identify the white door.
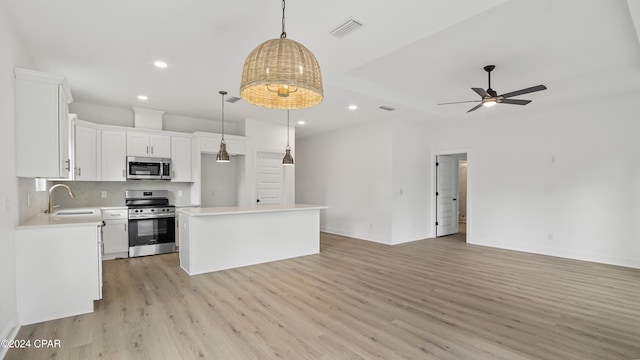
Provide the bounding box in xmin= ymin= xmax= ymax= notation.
xmin=436 ymin=155 xmax=459 ymax=236
xmin=256 ymin=152 xmax=283 ymax=205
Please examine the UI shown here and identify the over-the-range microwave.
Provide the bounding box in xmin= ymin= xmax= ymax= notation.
xmin=126 ymin=156 xmax=171 ymax=180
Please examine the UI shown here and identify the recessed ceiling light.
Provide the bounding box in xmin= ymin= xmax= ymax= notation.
xmin=154 ymin=61 xmax=168 ymax=68
xmin=297 ymin=120 xmax=306 ymax=125
xmin=348 ymin=105 xmax=358 ymax=110
xmin=137 ymin=95 xmax=148 ymax=101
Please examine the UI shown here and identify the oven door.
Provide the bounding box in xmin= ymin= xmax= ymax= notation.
xmin=128 ymin=216 xmax=175 ymax=257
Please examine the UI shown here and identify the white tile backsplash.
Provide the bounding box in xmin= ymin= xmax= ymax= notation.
xmin=48 ymin=180 xmax=192 ymax=208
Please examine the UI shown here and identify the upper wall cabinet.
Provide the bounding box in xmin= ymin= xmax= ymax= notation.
xmin=100 ymin=129 xmax=127 ymax=182
xmin=127 ymin=131 xmax=171 ymax=158
xmin=171 ymin=135 xmax=192 ymax=182
xmin=197 ymin=133 xmax=246 ymax=155
xmin=72 ymin=118 xmax=98 ymax=181
xmin=15 ymin=68 xmax=73 ymax=178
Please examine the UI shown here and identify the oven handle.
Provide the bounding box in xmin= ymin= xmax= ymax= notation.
xmin=128 ymin=215 xmax=176 ymax=220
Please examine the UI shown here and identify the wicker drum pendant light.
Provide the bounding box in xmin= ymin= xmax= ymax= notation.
xmin=282 ymin=110 xmax=294 ymax=166
xmin=216 ymin=91 xmax=230 ymax=163
xmin=240 ymin=0 xmax=323 ymax=109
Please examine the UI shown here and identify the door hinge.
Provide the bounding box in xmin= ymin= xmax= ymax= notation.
xmin=436 ymin=192 xmax=439 ymax=196
xmin=436 ymin=221 xmax=439 ymax=226
xmin=436 ymin=162 xmax=439 ymax=166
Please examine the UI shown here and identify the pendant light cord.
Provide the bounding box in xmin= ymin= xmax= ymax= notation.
xmin=219 ymin=90 xmax=227 ymax=142
xmin=280 ymin=0 xmax=287 ymax=39
xmin=286 ymin=110 xmax=290 ymax=148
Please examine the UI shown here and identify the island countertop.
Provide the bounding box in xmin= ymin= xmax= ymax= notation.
xmin=178 ymin=204 xmax=327 ymax=217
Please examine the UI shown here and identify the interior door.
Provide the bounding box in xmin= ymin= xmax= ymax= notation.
xmin=256 ymin=152 xmax=283 ymax=205
xmin=436 ymin=155 xmax=459 ymax=236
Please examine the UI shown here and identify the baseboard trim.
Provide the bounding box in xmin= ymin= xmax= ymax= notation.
xmin=320 ymin=227 xmax=391 ymax=245
xmin=0 ymin=313 xmax=20 ymax=359
xmin=470 ymin=238 xmax=640 ymax=269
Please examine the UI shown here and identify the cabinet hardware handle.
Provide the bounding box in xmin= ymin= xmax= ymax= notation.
xmin=146 ymin=145 xmax=149 ymax=154
xmin=173 ymin=171 xmax=175 ymax=178
xmin=78 ymin=167 xmax=81 ymax=176
xmin=64 ymin=159 xmax=71 ymax=171
xmin=124 ymin=224 xmax=127 ymax=232
xmin=151 ymin=146 xmax=154 ymax=154
xmin=122 ymin=169 xmax=125 ymax=177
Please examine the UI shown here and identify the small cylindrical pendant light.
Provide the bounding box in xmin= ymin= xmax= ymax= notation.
xmin=282 ymin=110 xmax=294 ymax=165
xmin=216 ymin=90 xmax=230 ymax=163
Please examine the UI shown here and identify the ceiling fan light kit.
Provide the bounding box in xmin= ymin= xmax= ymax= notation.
xmin=439 ymin=65 xmax=547 ymax=113
xmin=240 ymin=0 xmax=323 ymax=110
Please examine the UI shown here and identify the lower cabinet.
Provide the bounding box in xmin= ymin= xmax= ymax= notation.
xmin=102 ymin=209 xmax=129 ymax=260
xmin=15 ymin=224 xmax=101 ymax=325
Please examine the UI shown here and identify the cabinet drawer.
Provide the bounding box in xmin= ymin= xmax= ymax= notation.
xmin=101 ymin=209 xmax=128 ymax=220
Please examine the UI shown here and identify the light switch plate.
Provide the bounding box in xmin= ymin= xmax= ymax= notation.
xmin=101 ymin=191 xmax=107 ymax=198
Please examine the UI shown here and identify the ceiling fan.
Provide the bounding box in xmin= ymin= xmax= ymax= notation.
xmin=438 ymin=65 xmax=547 ymax=113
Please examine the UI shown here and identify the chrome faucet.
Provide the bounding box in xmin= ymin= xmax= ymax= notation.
xmin=48 ymin=184 xmax=75 ymax=213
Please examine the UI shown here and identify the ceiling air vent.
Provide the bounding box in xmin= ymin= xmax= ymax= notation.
xmin=379 ymin=105 xmax=396 ymax=111
xmin=226 ymin=96 xmax=242 ymax=103
xmin=330 ymin=18 xmax=364 ymax=38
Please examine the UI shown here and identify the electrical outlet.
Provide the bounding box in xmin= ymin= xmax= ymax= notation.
xmin=178 ymin=190 xmax=183 ymax=197
xmin=548 ymin=232 xmax=554 ymax=241
xmin=101 ymin=191 xmax=107 ymax=198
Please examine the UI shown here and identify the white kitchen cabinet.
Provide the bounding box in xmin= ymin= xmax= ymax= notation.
xmin=15 ymin=223 xmax=102 ymax=325
xmin=73 ymin=120 xmax=98 ymax=181
xmin=171 ymin=135 xmax=192 ymax=182
xmin=15 ymin=68 xmax=73 ymax=178
xmin=102 ymin=209 xmax=129 ymax=259
xmin=100 ymin=129 xmax=127 ymax=181
xmin=127 ymin=131 xmax=171 ymax=157
xmin=198 ymin=134 xmax=246 ymax=155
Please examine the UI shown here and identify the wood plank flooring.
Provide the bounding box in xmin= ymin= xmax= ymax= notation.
xmin=6 ymin=232 xmax=640 ymax=359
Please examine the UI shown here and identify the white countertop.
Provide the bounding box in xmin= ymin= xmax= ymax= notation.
xmin=17 ymin=208 xmax=103 ymax=229
xmin=179 ymin=204 xmax=327 ymax=217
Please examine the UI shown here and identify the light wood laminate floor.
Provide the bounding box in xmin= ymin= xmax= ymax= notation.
xmin=7 ymin=232 xmax=640 ymax=359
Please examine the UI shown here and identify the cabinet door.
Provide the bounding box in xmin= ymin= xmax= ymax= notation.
xmin=101 ymin=130 xmax=127 ymax=181
xmin=15 ymin=69 xmax=72 ymax=178
xmin=127 ymin=131 xmax=150 ymax=156
xmin=74 ymin=124 xmax=97 ymax=181
xmin=171 ymin=136 xmax=192 ymax=182
xmin=150 ymin=134 xmax=171 ymax=157
xmin=103 ymin=221 xmax=128 ymax=254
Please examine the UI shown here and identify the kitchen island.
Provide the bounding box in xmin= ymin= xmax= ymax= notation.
xmin=178 ymin=204 xmax=326 ymax=275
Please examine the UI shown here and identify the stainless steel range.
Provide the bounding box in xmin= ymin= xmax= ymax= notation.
xmin=126 ymin=190 xmax=175 ymax=257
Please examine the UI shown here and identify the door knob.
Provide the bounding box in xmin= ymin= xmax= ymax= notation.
xmin=257 ymin=199 xmax=260 ymax=203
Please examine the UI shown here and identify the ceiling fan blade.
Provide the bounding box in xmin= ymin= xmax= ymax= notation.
xmin=472 ymin=87 xmax=489 ymax=97
xmin=467 ymin=103 xmax=484 ymax=113
xmin=438 ymin=100 xmax=481 ymax=105
xmin=499 ymin=99 xmax=531 ymax=105
xmin=500 ymin=85 xmax=547 ymax=99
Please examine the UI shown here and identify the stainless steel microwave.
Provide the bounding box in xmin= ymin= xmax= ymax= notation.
xmin=126 ymin=157 xmax=171 ymax=180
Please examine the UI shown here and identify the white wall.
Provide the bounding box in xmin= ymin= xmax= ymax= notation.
xmin=69 ymin=102 xmax=242 ymax=135
xmin=391 ymin=119 xmax=432 ymax=244
xmin=0 ymin=3 xmax=33 ymax=353
xmin=297 ymin=92 xmax=640 ymax=268
xmin=296 ymin=120 xmax=393 ymax=243
xmin=201 ymin=154 xmax=238 ymax=207
xmin=428 ymin=92 xmax=640 ymax=268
